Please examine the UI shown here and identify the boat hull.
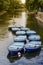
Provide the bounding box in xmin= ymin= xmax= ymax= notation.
xmin=29 ymin=40 xmax=40 ymax=42
xmin=14 ymin=40 xmax=26 ymax=44
xmin=25 ymin=47 xmax=41 ymax=52
xmin=16 ymin=34 xmax=26 ymax=36
xmin=8 ymin=49 xmax=23 ymax=55
xmin=27 ymin=33 xmax=36 ymax=37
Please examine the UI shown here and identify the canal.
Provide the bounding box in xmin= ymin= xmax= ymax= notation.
xmin=0 ymin=10 xmax=43 ymax=65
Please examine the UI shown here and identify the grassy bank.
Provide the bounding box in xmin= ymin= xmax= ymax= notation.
xmin=35 ymin=12 xmax=43 ymax=23
xmin=0 ymin=11 xmax=7 ymax=16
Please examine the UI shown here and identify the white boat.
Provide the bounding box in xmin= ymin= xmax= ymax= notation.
xmin=14 ymin=25 xmax=23 ymax=28
xmin=16 ymin=35 xmax=27 ymax=39
xmin=26 ymin=30 xmax=36 ymax=36
xmin=30 ymin=41 xmax=41 ymax=45
xmin=21 ymin=28 xmax=30 ymax=32
xmin=8 ymin=42 xmax=24 ymax=55
xmin=28 ymin=35 xmax=41 ymax=41
xmin=14 ymin=36 xmax=27 ymax=43
xmin=11 ymin=28 xmax=20 ymax=32
xmin=8 ymin=25 xmax=23 ymax=30
xmin=25 ymin=41 xmax=41 ymax=52
xmin=16 ymin=31 xmax=26 ymax=36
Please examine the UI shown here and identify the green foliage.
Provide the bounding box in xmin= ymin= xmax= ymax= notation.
xmin=26 ymin=0 xmax=43 ymax=12
xmin=0 ymin=0 xmax=10 ymax=11
xmin=9 ymin=0 xmax=21 ymax=10
xmin=26 ymin=0 xmax=34 ymax=11
xmin=3 ymin=0 xmax=10 ymax=10
xmin=0 ymin=0 xmax=21 ymax=11
xmin=0 ymin=0 xmax=4 ymax=11
xmin=38 ymin=0 xmax=43 ymax=6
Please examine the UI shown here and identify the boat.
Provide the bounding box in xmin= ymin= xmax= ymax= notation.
xmin=14 ymin=36 xmax=27 ymax=43
xmin=16 ymin=31 xmax=26 ymax=36
xmin=21 ymin=28 xmax=30 ymax=32
xmin=28 ymin=35 xmax=41 ymax=41
xmin=11 ymin=28 xmax=20 ymax=33
xmin=8 ymin=25 xmax=23 ymax=31
xmin=8 ymin=25 xmax=14 ymax=30
xmin=8 ymin=42 xmax=24 ymax=55
xmin=15 ymin=25 xmax=23 ymax=28
xmin=26 ymin=30 xmax=36 ymax=37
xmin=25 ymin=41 xmax=41 ymax=52
xmin=30 ymin=41 xmax=41 ymax=45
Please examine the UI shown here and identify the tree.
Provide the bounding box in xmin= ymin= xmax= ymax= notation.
xmin=0 ymin=0 xmax=21 ymax=11
xmin=26 ymin=0 xmax=35 ymax=12
xmin=0 ymin=0 xmax=10 ymax=11
xmin=25 ymin=0 xmax=43 ymax=12
xmin=38 ymin=0 xmax=43 ymax=7
xmin=0 ymin=0 xmax=4 ymax=11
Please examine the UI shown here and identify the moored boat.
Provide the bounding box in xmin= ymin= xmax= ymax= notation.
xmin=8 ymin=26 xmax=42 ymax=54
xmin=15 ymin=25 xmax=23 ymax=28
xmin=21 ymin=28 xmax=30 ymax=32
xmin=25 ymin=41 xmax=41 ymax=52
xmin=8 ymin=25 xmax=23 ymax=31
xmin=29 ymin=41 xmax=41 ymax=45
xmin=26 ymin=30 xmax=36 ymax=37
xmin=11 ymin=28 xmax=20 ymax=33
xmin=8 ymin=42 xmax=24 ymax=55
xmin=28 ymin=35 xmax=41 ymax=41
xmin=14 ymin=36 xmax=27 ymax=43
xmin=16 ymin=31 xmax=26 ymax=36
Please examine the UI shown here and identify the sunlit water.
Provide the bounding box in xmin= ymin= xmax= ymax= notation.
xmin=0 ymin=10 xmax=43 ymax=65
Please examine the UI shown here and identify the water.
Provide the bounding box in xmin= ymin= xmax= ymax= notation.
xmin=0 ymin=10 xmax=43 ymax=65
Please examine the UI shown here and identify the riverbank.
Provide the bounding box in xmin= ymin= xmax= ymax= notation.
xmin=35 ymin=12 xmax=43 ymax=22
xmin=27 ymin=11 xmax=43 ymax=22
xmin=0 ymin=11 xmax=7 ymax=16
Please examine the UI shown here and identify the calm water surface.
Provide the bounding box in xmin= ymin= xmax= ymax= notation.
xmin=0 ymin=10 xmax=43 ymax=65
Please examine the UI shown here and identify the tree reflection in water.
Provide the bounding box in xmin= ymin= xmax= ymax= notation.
xmin=26 ymin=15 xmax=43 ymax=43
xmin=7 ymin=49 xmax=41 ymax=63
xmin=7 ymin=53 xmax=21 ymax=63
xmin=25 ymin=49 xmax=41 ymax=59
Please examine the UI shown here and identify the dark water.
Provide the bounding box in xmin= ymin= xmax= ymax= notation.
xmin=0 ymin=10 xmax=43 ymax=65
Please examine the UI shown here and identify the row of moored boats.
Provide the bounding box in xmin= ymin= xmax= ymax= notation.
xmin=8 ymin=25 xmax=41 ymax=55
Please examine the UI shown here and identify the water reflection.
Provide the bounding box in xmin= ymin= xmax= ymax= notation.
xmin=26 ymin=15 xmax=43 ymax=43
xmin=7 ymin=49 xmax=41 ymax=63
xmin=7 ymin=53 xmax=20 ymax=63
xmin=0 ymin=10 xmax=23 ymax=39
xmin=25 ymin=49 xmax=41 ymax=59
xmin=13 ymin=10 xmax=22 ymax=18
xmin=0 ymin=11 xmax=22 ymax=24
xmin=14 ymin=12 xmax=27 ymax=27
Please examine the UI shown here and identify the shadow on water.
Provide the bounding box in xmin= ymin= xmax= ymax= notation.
xmin=26 ymin=15 xmax=43 ymax=44
xmin=7 ymin=49 xmax=41 ymax=63
xmin=25 ymin=49 xmax=41 ymax=59
xmin=7 ymin=53 xmax=21 ymax=63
